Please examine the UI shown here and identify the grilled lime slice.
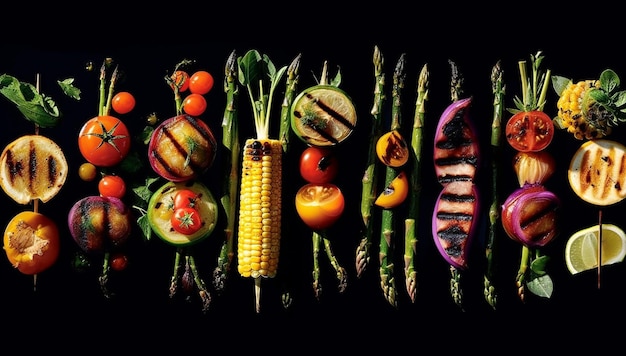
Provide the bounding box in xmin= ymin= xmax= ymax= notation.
xmin=290 ymin=85 xmax=357 ymax=147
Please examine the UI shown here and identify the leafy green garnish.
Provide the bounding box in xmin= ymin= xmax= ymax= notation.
xmin=587 ymin=69 xmax=626 ymax=125
xmin=0 ymin=73 xmax=80 ymax=128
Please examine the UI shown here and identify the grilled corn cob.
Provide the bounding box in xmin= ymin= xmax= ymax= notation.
xmin=554 ymin=69 xmax=626 ymax=140
xmin=237 ymin=138 xmax=282 ymax=279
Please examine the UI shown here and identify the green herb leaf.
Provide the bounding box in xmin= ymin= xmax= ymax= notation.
xmin=530 ymin=255 xmax=550 ymax=276
xmin=0 ymin=73 xmax=62 ymax=127
xmin=600 ymin=69 xmax=619 ymax=93
xmin=526 ymin=274 xmax=553 ymax=298
xmin=57 ymin=78 xmax=81 ymax=100
xmin=551 ymin=75 xmax=571 ymax=97
xmin=136 ymin=214 xmax=152 ymax=241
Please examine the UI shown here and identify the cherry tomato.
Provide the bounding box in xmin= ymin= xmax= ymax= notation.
xmin=374 ymin=171 xmax=409 ymax=209
xmin=110 ymin=252 xmax=129 ymax=271
xmin=189 ymin=70 xmax=215 ymax=95
xmin=170 ymin=70 xmax=190 ymax=92
xmin=78 ymin=115 xmax=131 ymax=167
xmin=4 ymin=211 xmax=60 ymax=275
xmin=78 ymin=162 xmax=97 ymax=181
xmin=98 ymin=175 xmax=126 ymax=198
xmin=174 ymin=189 xmax=199 ymax=209
xmin=505 ymin=111 xmax=554 ymax=152
xmin=295 ymin=183 xmax=345 ymax=230
xmin=111 ymin=91 xmax=136 ymax=114
xmin=171 ymin=207 xmax=203 ymax=235
xmin=183 ymin=93 xmax=207 ymax=116
xmin=376 ymin=130 xmax=409 ymax=167
xmin=299 ymin=146 xmax=339 ymax=184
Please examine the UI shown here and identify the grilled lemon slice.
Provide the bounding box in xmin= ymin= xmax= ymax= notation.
xmin=0 ymin=135 xmax=68 ymax=204
xmin=291 ymin=85 xmax=357 ymax=147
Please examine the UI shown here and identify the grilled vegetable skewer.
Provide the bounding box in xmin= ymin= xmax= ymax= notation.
xmin=484 ymin=60 xmax=504 ymax=309
xmin=356 ymin=46 xmax=385 ymax=278
xmin=404 ymin=63 xmax=429 ymax=303
xmin=432 ymin=60 xmax=479 ymax=310
xmin=236 ymin=50 xmax=287 ymax=313
xmin=503 ymin=51 xmax=559 ymax=301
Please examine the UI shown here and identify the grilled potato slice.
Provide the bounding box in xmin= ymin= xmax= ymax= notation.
xmin=0 ymin=135 xmax=68 ymax=204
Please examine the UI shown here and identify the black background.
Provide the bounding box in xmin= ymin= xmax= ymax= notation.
xmin=2 ymin=10 xmax=626 ymax=351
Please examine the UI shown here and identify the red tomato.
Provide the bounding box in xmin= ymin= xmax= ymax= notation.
xmin=174 ymin=189 xmax=199 ymax=209
xmin=110 ymin=252 xmax=128 ymax=271
xmin=98 ymin=175 xmax=126 ymax=198
xmin=295 ymin=183 xmax=345 ymax=230
xmin=171 ymin=207 xmax=203 ymax=235
xmin=111 ymin=91 xmax=136 ymax=114
xmin=299 ymin=146 xmax=339 ymax=184
xmin=189 ymin=70 xmax=215 ymax=95
xmin=170 ymin=70 xmax=190 ymax=92
xmin=505 ymin=111 xmax=554 ymax=152
xmin=183 ymin=93 xmax=207 ymax=116
xmin=78 ymin=115 xmax=131 ymax=167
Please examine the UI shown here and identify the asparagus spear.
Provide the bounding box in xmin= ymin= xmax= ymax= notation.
xmin=379 ymin=53 xmax=407 ymax=308
xmin=355 ymin=45 xmax=385 ymax=278
xmin=213 ymin=50 xmax=240 ymax=293
xmin=484 ymin=60 xmax=504 ymax=309
xmin=404 ymin=63 xmax=429 ymax=303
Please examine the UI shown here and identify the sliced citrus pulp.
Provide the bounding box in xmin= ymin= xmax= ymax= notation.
xmin=565 ymin=223 xmax=626 ymax=274
xmin=290 ymin=85 xmax=357 ymax=147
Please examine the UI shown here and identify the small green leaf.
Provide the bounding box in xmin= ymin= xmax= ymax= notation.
xmin=238 ymin=49 xmax=262 ymax=86
xmin=599 ymin=69 xmax=619 ymax=93
xmin=588 ymin=88 xmax=610 ymax=104
xmin=526 ymin=274 xmax=553 ymax=298
xmin=551 ymin=75 xmax=572 ymax=96
xmin=612 ymin=91 xmax=626 ymax=108
xmin=530 ymin=255 xmax=550 ymax=276
xmin=0 ymin=73 xmax=62 ymax=127
xmin=136 ymin=214 xmax=152 ymax=241
xmin=58 ymin=78 xmax=81 ymax=100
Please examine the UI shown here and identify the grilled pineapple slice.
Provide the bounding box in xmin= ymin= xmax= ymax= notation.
xmin=0 ymin=135 xmax=68 ymax=204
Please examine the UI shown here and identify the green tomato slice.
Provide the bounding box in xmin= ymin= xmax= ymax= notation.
xmin=147 ymin=180 xmax=218 ymax=246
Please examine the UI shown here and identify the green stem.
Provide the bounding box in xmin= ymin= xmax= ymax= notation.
xmin=98 ymin=61 xmax=106 ymax=116
xmin=99 ymin=251 xmax=111 ymax=298
xmin=279 ymin=53 xmax=301 ymax=154
xmin=214 ymin=50 xmax=240 ymax=294
xmin=188 ymin=254 xmax=211 ymax=313
xmin=312 ymin=231 xmax=322 ymax=300
xmin=169 ymin=248 xmax=183 ymax=298
xmin=404 ymin=63 xmax=428 ymax=303
xmin=103 ymin=65 xmax=118 ymax=116
xmin=356 ymin=45 xmax=385 ymax=279
xmin=321 ymin=231 xmax=347 ymax=294
xmin=516 ymin=245 xmax=531 ymax=302
xmin=484 ymin=60 xmax=504 ymax=310
xmin=379 ymin=53 xmax=406 ymax=308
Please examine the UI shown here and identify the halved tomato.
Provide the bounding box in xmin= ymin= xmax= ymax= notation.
xmin=295 ymin=183 xmax=345 ymax=231
xmin=375 ymin=171 xmax=409 ymax=209
xmin=505 ymin=111 xmax=554 ymax=152
xmin=376 ymin=130 xmax=409 ymax=167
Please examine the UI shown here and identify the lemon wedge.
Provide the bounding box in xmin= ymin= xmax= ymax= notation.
xmin=565 ymin=223 xmax=626 ymax=274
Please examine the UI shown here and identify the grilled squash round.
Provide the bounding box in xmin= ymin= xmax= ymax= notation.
xmin=0 ymin=135 xmax=68 ymax=204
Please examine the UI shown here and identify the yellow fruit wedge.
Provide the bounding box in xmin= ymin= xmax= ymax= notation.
xmin=565 ymin=223 xmax=626 ymax=274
